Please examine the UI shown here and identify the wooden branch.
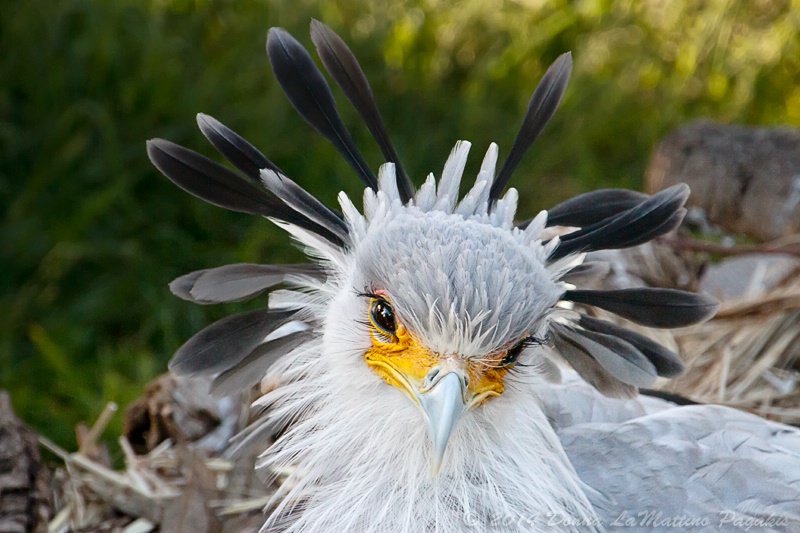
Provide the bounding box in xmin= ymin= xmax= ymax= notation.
xmin=658 ymin=235 xmax=800 ymax=257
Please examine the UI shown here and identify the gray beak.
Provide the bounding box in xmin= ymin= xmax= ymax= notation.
xmin=418 ymin=371 xmax=467 ymax=476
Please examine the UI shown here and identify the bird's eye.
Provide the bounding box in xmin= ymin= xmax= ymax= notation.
xmin=500 ymin=335 xmax=546 ymax=367
xmin=501 ymin=336 xmax=536 ymax=367
xmin=500 ymin=344 xmax=524 ymax=367
xmin=370 ymin=298 xmax=397 ymax=337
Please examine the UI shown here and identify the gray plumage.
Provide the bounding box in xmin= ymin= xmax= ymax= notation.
xmin=551 ymin=322 xmax=657 ymax=388
xmin=559 ymin=261 xmax=611 ymax=285
xmin=578 ymin=314 xmax=685 ymax=377
xmin=543 ymin=378 xmax=800 ymax=533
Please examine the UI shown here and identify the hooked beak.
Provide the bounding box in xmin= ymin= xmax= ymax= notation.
xmin=416 ymin=370 xmax=468 ymax=476
xmin=364 ymin=341 xmax=505 ymax=476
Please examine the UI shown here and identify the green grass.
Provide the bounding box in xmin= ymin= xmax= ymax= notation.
xmin=2 ymin=0 xmax=799 ymax=450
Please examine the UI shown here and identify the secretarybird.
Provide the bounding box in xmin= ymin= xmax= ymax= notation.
xmin=147 ymin=20 xmax=800 ymax=532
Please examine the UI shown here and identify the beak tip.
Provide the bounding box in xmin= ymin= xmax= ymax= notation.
xmin=431 ymin=442 xmax=447 ymax=477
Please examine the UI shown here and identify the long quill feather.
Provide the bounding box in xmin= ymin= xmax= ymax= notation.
xmin=489 ymin=52 xmax=572 ymax=203
xmin=310 ymin=20 xmax=414 ymax=203
xmin=267 ymin=28 xmax=378 ymax=190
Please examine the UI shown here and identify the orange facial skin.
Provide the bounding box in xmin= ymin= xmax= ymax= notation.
xmin=363 ymin=298 xmax=514 ymax=407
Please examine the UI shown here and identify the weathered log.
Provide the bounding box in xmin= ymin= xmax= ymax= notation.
xmin=0 ymin=391 xmax=52 ymax=533
xmin=124 ymin=375 xmax=242 ymax=455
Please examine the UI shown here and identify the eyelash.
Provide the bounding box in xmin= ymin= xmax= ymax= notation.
xmin=499 ymin=335 xmax=547 ymax=368
xmin=357 ymin=315 xmax=396 ymax=344
xmin=356 ymin=285 xmax=380 ymax=300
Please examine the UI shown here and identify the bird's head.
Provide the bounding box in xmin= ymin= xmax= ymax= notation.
xmin=320 ymin=148 xmax=564 ymax=474
xmin=324 ymin=147 xmax=563 ymax=472
xmin=148 ymin=21 xmax=719 ymax=524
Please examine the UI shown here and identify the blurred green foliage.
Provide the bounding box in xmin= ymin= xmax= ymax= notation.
xmin=2 ymin=0 xmax=799 ymax=450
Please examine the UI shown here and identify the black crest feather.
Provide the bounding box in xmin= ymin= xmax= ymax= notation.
xmin=562 ymin=287 xmax=719 ymax=328
xmin=196 ymin=113 xmax=283 ymax=178
xmin=147 ymin=139 xmax=284 ymax=217
xmin=310 ymin=20 xmax=414 ymax=203
xmin=169 ymin=308 xmax=297 ymax=376
xmin=267 ymin=28 xmax=377 ymax=190
xmin=146 ymin=139 xmax=345 ymax=246
xmin=261 ymin=169 xmax=350 ymax=243
xmin=549 ymin=184 xmax=689 ymax=261
xmin=489 ymin=52 xmax=572 ymax=203
xmin=543 ymin=188 xmax=648 ymax=228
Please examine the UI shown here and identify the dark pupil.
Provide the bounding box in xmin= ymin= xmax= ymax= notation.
xmin=372 ymin=300 xmax=396 ymax=334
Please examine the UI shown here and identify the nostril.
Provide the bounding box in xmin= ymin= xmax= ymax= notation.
xmin=462 ymin=375 xmax=470 ymax=388
xmin=425 ymin=368 xmax=441 ymax=386
xmin=423 ymin=368 xmax=445 ymax=389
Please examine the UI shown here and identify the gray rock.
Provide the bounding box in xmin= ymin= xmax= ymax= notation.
xmin=646 ymin=120 xmax=800 ymax=241
xmin=699 ymin=254 xmax=798 ymax=302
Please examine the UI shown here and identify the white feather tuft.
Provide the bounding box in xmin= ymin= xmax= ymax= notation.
xmin=377 ymin=162 xmax=400 ymax=204
xmin=523 ymin=210 xmax=549 ymax=243
xmin=362 ymin=187 xmax=379 ymax=222
xmin=455 ymin=178 xmax=487 ymax=216
xmin=268 ymin=219 xmax=344 ymax=266
xmin=473 ymin=142 xmax=499 ymax=213
xmin=489 ymin=187 xmax=518 ymax=228
xmin=415 ymin=172 xmax=437 ymax=210
xmin=338 ymin=191 xmax=367 ymax=242
xmin=434 ymin=140 xmax=471 ymax=213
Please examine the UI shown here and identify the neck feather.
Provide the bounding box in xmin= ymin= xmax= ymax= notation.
xmin=257 ymin=347 xmax=599 ymax=533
